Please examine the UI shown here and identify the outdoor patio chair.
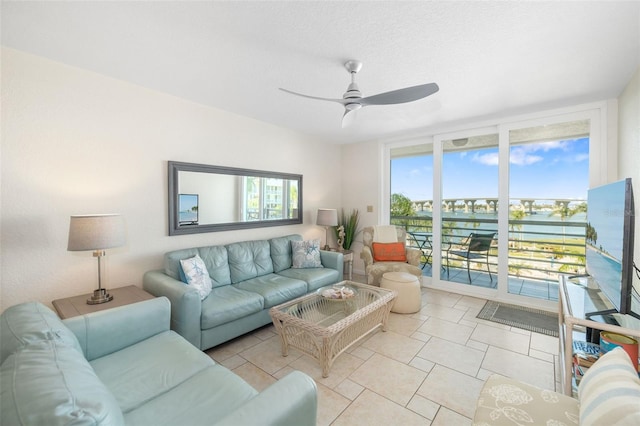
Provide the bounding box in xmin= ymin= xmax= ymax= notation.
xmin=448 ymin=232 xmax=496 ymax=283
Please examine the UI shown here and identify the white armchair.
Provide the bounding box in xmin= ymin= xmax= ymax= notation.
xmin=360 ymin=225 xmax=422 ymax=286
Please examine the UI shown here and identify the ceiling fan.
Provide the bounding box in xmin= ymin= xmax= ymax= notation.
xmin=279 ymin=60 xmax=439 ymax=127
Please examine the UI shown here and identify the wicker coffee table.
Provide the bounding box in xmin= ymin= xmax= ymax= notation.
xmin=269 ymin=281 xmax=397 ymax=377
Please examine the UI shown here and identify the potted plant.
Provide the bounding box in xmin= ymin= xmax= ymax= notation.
xmin=333 ymin=209 xmax=360 ymax=251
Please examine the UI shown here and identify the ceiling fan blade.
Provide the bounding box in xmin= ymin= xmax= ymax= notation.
xmin=360 ymin=83 xmax=439 ymax=106
xmin=279 ymin=88 xmax=348 ymax=105
xmin=341 ymin=109 xmax=357 ymax=128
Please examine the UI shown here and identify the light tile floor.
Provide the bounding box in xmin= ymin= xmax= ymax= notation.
xmin=205 ymin=274 xmax=560 ymax=425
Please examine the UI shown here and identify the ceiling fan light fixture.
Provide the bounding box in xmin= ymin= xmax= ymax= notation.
xmin=279 ymin=59 xmax=439 ymax=127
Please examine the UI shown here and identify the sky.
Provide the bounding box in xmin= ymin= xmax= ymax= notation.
xmin=391 ymin=137 xmax=589 ymax=202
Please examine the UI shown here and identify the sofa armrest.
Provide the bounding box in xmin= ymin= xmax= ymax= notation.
xmin=360 ymin=246 xmax=373 ymax=267
xmin=320 ymin=250 xmax=344 ymax=276
xmin=406 ymin=247 xmax=421 ymax=266
xmin=63 ymin=297 xmax=171 ymax=361
xmin=143 ymin=270 xmax=203 ymax=349
xmin=215 ymin=371 xmax=317 ymax=426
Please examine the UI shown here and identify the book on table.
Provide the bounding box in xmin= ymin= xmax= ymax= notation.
xmin=572 ymin=340 xmax=601 ymax=384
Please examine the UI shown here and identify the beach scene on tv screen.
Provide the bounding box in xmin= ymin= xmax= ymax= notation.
xmin=586 ymin=180 xmax=626 ymax=301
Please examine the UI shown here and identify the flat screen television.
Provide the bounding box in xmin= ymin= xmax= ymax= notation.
xmin=178 ymin=194 xmax=199 ymax=225
xmin=585 ymin=178 xmax=635 ymax=317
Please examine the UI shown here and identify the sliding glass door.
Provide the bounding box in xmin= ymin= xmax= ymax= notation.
xmin=387 ymin=106 xmax=601 ymax=306
xmin=506 ymin=120 xmax=590 ymax=301
xmin=439 ymin=134 xmax=499 ymax=288
xmin=390 ymin=144 xmax=434 ymax=276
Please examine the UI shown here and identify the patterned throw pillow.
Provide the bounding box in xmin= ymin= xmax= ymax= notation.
xmin=372 ymin=242 xmax=407 ymax=262
xmin=291 ymin=239 xmax=323 ymax=269
xmin=179 ymin=255 xmax=213 ymax=300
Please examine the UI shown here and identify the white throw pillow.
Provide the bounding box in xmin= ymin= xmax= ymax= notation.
xmin=291 ymin=239 xmax=323 ymax=268
xmin=179 ymin=255 xmax=213 ymax=300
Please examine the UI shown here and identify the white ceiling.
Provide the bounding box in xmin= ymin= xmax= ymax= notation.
xmin=2 ymin=1 xmax=639 ymax=144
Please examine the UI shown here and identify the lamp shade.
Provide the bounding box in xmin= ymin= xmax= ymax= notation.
xmin=316 ymin=208 xmax=338 ymax=227
xmin=67 ymin=214 xmax=125 ymax=251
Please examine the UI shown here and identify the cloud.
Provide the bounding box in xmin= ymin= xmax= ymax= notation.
xmin=509 ymin=139 xmax=585 ymax=166
xmin=465 ymin=138 xmax=588 ymax=167
xmin=570 ymin=153 xmax=589 ymax=163
xmin=472 ymin=152 xmax=499 ymax=166
xmin=510 ymin=148 xmax=544 ymax=165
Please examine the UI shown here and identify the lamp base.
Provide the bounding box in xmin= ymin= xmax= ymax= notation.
xmin=87 ymin=288 xmax=113 ymax=305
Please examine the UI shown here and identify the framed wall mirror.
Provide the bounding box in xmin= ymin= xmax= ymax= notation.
xmin=168 ymin=161 xmax=303 ymax=235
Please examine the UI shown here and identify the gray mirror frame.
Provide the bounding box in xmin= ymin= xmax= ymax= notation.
xmin=168 ymin=161 xmax=303 ymax=235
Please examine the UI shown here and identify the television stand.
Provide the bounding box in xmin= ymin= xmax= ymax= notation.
xmin=559 ymin=275 xmax=640 ymax=395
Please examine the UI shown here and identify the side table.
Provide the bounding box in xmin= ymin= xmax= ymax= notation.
xmin=559 ymin=275 xmax=640 ymax=395
xmin=52 ymin=285 xmax=155 ymax=319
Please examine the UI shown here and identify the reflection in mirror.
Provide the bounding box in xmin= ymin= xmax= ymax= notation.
xmin=168 ymin=161 xmax=302 ymax=235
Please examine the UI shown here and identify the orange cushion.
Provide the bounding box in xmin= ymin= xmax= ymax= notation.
xmin=372 ymin=242 xmax=407 ymax=262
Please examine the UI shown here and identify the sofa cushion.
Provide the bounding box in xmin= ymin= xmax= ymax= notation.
xmin=165 ymin=246 xmax=231 ymax=287
xmin=164 ymin=247 xmax=200 ymax=280
xmin=292 ymin=239 xmax=323 ymax=268
xmin=90 ymin=330 xmax=214 ymax=413
xmin=578 ymin=346 xmax=640 ymax=426
xmin=123 ymin=364 xmax=258 ymax=426
xmin=277 ymin=267 xmax=341 ymax=292
xmin=197 ymin=245 xmax=232 ymax=287
xmin=201 ymin=285 xmax=264 ymax=329
xmin=0 ymin=301 xmax=82 ymax=364
xmin=473 ymin=374 xmax=578 ymax=425
xmin=270 ymin=234 xmax=302 ymax=272
xmin=227 ymin=240 xmax=274 ymax=283
xmin=1 ymin=340 xmax=124 ymax=426
xmin=234 ymin=274 xmax=307 ymax=308
xmin=180 ymin=255 xmax=213 ymax=300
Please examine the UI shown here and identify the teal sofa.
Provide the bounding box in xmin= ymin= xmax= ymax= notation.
xmin=0 ymin=298 xmax=318 ymax=426
xmin=143 ymin=234 xmax=343 ymax=350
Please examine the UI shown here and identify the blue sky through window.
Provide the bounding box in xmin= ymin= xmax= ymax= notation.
xmin=391 ymin=137 xmax=589 ymax=201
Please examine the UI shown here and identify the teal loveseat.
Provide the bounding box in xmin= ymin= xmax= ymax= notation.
xmin=0 ymin=298 xmax=318 ymax=426
xmin=143 ymin=234 xmax=343 ymax=350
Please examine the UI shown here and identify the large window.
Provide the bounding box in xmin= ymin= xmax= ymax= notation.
xmin=440 ymin=134 xmax=499 ymax=287
xmin=387 ymin=107 xmax=601 ymax=306
xmin=507 ymin=121 xmax=589 ymax=300
xmin=390 ymin=144 xmax=434 ymax=276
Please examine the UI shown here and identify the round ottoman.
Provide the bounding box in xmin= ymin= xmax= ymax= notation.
xmin=380 ymin=271 xmax=421 ymax=314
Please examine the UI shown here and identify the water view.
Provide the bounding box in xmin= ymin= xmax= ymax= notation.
xmin=390 ymin=131 xmax=590 ymax=296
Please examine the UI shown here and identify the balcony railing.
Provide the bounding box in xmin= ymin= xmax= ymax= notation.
xmin=392 ymin=211 xmax=586 ymax=283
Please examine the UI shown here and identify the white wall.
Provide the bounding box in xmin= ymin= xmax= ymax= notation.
xmin=341 ymin=140 xmax=382 ymax=274
xmin=0 ymin=48 xmax=342 ymax=310
xmin=617 ymin=66 xmax=640 ymax=293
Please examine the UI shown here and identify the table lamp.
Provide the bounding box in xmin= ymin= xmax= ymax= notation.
xmin=316 ymin=208 xmax=338 ymax=250
xmin=67 ymin=214 xmax=125 ymax=304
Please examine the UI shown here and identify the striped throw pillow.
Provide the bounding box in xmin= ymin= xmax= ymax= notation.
xmin=578 ymin=346 xmax=640 ymax=425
